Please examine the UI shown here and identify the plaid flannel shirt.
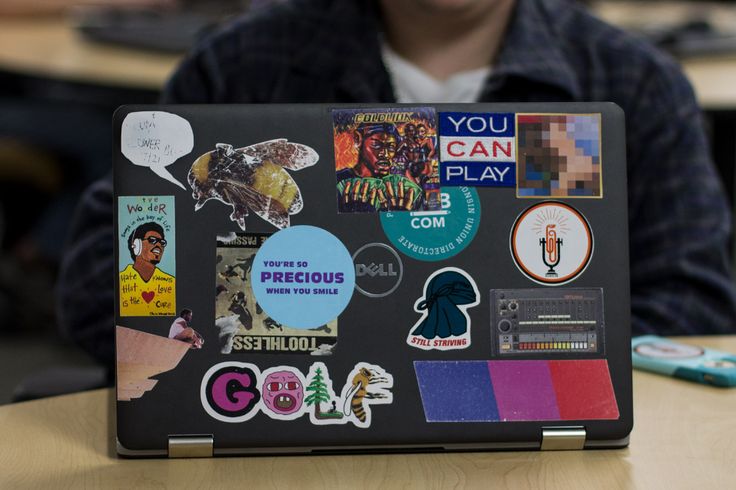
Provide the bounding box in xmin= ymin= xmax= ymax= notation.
xmin=58 ymin=0 xmax=736 ymax=367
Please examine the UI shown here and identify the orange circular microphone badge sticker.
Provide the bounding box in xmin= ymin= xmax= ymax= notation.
xmin=510 ymin=202 xmax=593 ymax=286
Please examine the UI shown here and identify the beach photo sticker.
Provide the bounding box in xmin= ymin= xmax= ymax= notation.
xmin=516 ymin=114 xmax=602 ymax=198
xmin=510 ymin=201 xmax=593 ymax=286
xmin=118 ymin=196 xmax=176 ymax=317
xmin=215 ymin=232 xmax=338 ymax=356
xmin=332 ymin=107 xmax=441 ymax=212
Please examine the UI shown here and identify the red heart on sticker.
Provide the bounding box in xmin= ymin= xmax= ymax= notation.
xmin=142 ymin=291 xmax=155 ymax=303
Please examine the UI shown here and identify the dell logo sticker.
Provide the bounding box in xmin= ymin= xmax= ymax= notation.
xmin=352 ymin=243 xmax=403 ymax=298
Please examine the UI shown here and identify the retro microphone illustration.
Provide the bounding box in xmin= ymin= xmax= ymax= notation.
xmin=540 ymin=224 xmax=563 ymax=277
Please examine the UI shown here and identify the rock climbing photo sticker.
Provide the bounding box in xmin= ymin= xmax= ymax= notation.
xmin=406 ymin=267 xmax=480 ymax=351
xmin=215 ymin=232 xmax=338 ymax=356
xmin=510 ymin=201 xmax=593 ymax=286
xmin=118 ymin=196 xmax=176 ymax=317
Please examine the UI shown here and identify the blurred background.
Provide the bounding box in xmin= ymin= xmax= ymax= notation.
xmin=1 ymin=0 xmax=735 ymax=403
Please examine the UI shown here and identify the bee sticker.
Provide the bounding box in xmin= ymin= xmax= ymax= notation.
xmin=338 ymin=363 xmax=394 ymax=428
xmin=189 ymin=140 xmax=319 ymax=231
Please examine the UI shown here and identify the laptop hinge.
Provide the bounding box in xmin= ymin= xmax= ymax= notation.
xmin=168 ymin=435 xmax=214 ymax=458
xmin=540 ymin=427 xmax=586 ymax=451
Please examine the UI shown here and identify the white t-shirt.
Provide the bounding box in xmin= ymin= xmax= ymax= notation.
xmin=381 ymin=40 xmax=491 ymax=103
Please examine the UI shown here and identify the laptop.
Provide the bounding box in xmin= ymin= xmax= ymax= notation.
xmin=113 ymin=103 xmax=632 ymax=457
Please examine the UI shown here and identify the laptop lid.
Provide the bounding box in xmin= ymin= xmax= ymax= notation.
xmin=113 ymin=103 xmax=632 ymax=456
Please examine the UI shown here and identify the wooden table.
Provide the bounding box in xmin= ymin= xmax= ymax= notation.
xmin=0 ymin=16 xmax=181 ymax=89
xmin=0 ymin=336 xmax=734 ymax=489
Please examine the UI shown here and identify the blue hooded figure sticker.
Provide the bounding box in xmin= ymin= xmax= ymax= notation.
xmin=406 ymin=267 xmax=480 ymax=351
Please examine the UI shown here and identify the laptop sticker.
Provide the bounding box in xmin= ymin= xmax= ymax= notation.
xmin=305 ymin=362 xmax=344 ymax=423
xmin=120 ymin=111 xmax=193 ymax=189
xmin=189 ymin=140 xmax=319 ymax=231
xmin=380 ymin=186 xmax=480 ymax=262
xmin=216 ymin=232 xmax=337 ymax=355
xmin=438 ymin=112 xmax=515 ymax=187
xmin=200 ymin=361 xmax=394 ymax=428
xmin=352 ymin=243 xmax=403 ymax=298
xmin=201 ymin=362 xmax=262 ymax=423
xmin=491 ymin=288 xmax=604 ymax=356
xmin=118 ymin=196 xmax=176 ymax=317
xmin=260 ymin=367 xmax=307 ymax=421
xmin=414 ymin=360 xmax=619 ymax=422
xmin=407 ymin=267 xmax=480 ymax=351
xmin=516 ymin=114 xmax=602 ymax=198
xmin=332 ymin=107 xmax=441 ymax=212
xmin=251 ymin=226 xmax=356 ymax=329
xmin=116 ymin=325 xmax=191 ymax=401
xmin=510 ymin=201 xmax=593 ymax=286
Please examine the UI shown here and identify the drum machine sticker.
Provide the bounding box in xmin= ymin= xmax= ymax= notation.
xmin=414 ymin=360 xmax=619 ymax=422
xmin=251 ymin=226 xmax=356 ymax=329
xmin=380 ymin=186 xmax=481 ymax=262
xmin=407 ymin=268 xmax=480 ymax=351
xmin=188 ymin=140 xmax=319 ymax=231
xmin=352 ymin=243 xmax=404 ymax=298
xmin=332 ymin=107 xmax=441 ymax=212
xmin=216 ymin=232 xmax=338 ymax=356
xmin=118 ymin=196 xmax=176 ymax=317
xmin=510 ymin=201 xmax=593 ymax=285
xmin=516 ymin=114 xmax=602 ymax=198
xmin=200 ymin=361 xmax=393 ymax=428
xmin=438 ymin=112 xmax=516 ymax=187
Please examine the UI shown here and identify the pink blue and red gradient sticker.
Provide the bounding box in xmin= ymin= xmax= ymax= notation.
xmin=413 ymin=360 xmax=618 ymax=422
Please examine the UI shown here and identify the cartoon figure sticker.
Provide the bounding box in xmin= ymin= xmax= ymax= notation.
xmin=332 ymin=107 xmax=441 ymax=212
xmin=215 ymin=232 xmax=338 ymax=356
xmin=438 ymin=112 xmax=516 ymax=187
xmin=200 ymin=361 xmax=393 ymax=428
xmin=120 ymin=111 xmax=194 ymax=189
xmin=380 ymin=186 xmax=480 ymax=261
xmin=251 ymin=226 xmax=355 ymax=329
xmin=516 ymin=114 xmax=602 ymax=198
xmin=189 ymin=140 xmax=319 ymax=231
xmin=510 ymin=202 xmax=593 ymax=286
xmin=118 ymin=196 xmax=176 ymax=316
xmin=260 ymin=367 xmax=306 ymax=420
xmin=407 ymin=267 xmax=480 ymax=351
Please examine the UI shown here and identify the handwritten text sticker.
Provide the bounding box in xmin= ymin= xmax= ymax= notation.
xmin=121 ymin=111 xmax=194 ymax=189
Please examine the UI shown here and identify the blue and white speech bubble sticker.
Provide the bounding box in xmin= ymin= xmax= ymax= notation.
xmin=251 ymin=226 xmax=356 ymax=328
xmin=120 ymin=111 xmax=194 ymax=189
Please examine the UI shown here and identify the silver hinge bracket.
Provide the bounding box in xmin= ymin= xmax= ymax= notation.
xmin=168 ymin=435 xmax=214 ymax=458
xmin=540 ymin=427 xmax=586 ymax=451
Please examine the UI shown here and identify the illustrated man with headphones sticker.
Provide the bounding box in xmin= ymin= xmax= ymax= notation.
xmin=119 ymin=222 xmax=176 ymax=316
